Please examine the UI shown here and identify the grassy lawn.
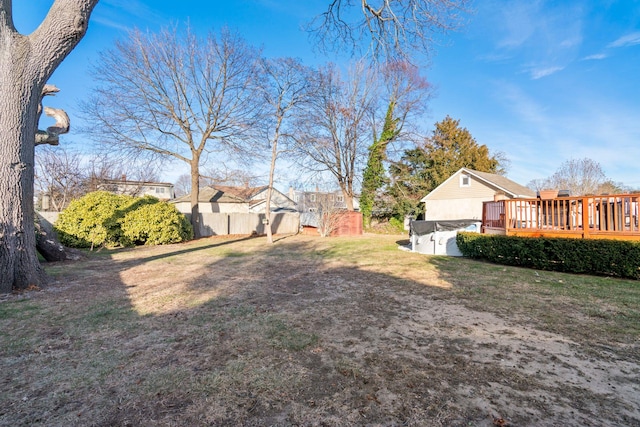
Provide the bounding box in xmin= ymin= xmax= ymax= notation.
xmin=1 ymin=234 xmax=639 ymax=426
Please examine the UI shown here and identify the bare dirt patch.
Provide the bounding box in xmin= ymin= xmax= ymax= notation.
xmin=1 ymin=234 xmax=638 ymax=426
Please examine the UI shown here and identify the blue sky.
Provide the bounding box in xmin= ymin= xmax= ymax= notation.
xmin=15 ymin=1 xmax=640 ymax=189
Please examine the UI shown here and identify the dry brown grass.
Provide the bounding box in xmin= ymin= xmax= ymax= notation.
xmin=1 ymin=234 xmax=639 ymax=426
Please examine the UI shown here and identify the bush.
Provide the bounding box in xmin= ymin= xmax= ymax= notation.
xmin=388 ymin=217 xmax=406 ymax=234
xmin=54 ymin=191 xmax=138 ymax=248
xmin=457 ymin=232 xmax=640 ymax=279
xmin=121 ymin=202 xmax=193 ymax=245
xmin=54 ymin=191 xmax=190 ymax=248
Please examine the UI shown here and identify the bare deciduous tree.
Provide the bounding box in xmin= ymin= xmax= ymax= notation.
xmin=294 ymin=62 xmax=378 ymax=211
xmin=315 ymin=192 xmax=345 ymax=237
xmin=174 ymin=174 xmax=192 ymax=198
xmin=200 ymin=165 xmax=262 ymax=188
xmin=85 ymin=153 xmax=161 ymax=195
xmin=84 ymin=26 xmax=263 ymax=237
xmin=550 ymin=158 xmax=606 ymax=196
xmin=258 ymin=57 xmax=315 ymax=243
xmin=0 ymin=0 xmax=98 ymax=292
xmin=35 ymin=146 xmax=86 ymax=212
xmin=311 ymin=0 xmax=468 ymax=61
xmin=528 ymin=158 xmax=627 ymax=196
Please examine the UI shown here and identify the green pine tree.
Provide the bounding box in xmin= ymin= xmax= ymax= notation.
xmin=388 ymin=116 xmax=504 ymax=219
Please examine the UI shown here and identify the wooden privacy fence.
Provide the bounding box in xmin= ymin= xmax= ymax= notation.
xmin=191 ymin=212 xmax=300 ymax=237
xmin=38 ymin=211 xmax=300 ymax=239
xmin=483 ymin=193 xmax=640 ymax=240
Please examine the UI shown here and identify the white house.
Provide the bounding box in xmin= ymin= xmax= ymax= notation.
xmin=96 ymin=178 xmax=175 ymax=201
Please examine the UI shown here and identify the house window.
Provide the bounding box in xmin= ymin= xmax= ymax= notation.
xmin=460 ymin=174 xmax=470 ymax=187
xmin=310 ymin=194 xmax=316 ymax=202
xmin=155 ymin=187 xmax=165 ymax=194
xmin=336 ymin=194 xmax=344 ymax=203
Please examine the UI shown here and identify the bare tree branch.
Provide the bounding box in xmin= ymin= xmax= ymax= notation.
xmin=310 ymin=0 xmax=469 ymax=62
xmin=257 ymin=57 xmax=316 ymax=243
xmin=83 ymin=25 xmax=263 ymax=236
xmin=293 ymin=62 xmax=377 ymax=210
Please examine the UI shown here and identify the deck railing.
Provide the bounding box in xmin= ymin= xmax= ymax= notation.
xmin=482 ymin=194 xmax=640 ymax=240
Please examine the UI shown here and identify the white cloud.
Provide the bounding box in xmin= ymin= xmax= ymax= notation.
xmin=98 ymin=0 xmax=165 ymax=27
xmin=582 ymin=53 xmax=607 ymax=60
xmin=530 ymin=66 xmax=564 ymax=79
xmin=607 ymin=32 xmax=640 ymax=48
xmin=91 ymin=16 xmax=132 ymax=32
xmin=495 ymin=1 xmax=540 ymax=48
xmin=482 ymin=1 xmax=584 ymax=77
xmin=559 ymin=35 xmax=583 ymax=49
xmin=495 ymin=81 xmax=548 ymax=124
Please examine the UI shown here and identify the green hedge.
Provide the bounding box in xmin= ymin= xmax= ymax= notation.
xmin=456 ymin=232 xmax=640 ymax=279
xmin=54 ymin=191 xmax=192 ymax=248
xmin=121 ymin=202 xmax=193 ymax=245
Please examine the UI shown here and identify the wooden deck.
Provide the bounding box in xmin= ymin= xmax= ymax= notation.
xmin=482 ymin=193 xmax=640 ymax=241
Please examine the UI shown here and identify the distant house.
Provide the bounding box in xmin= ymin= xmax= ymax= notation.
xmin=288 ymin=188 xmax=362 ymax=236
xmin=97 ymin=178 xmax=175 ymax=201
xmin=421 ymin=168 xmax=535 ymax=221
xmin=172 ymin=185 xmax=296 ymax=214
xmin=288 ymin=188 xmax=359 ymax=214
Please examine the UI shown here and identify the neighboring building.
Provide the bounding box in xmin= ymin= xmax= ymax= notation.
xmin=172 ymin=185 xmax=296 ymax=214
xmin=288 ymin=188 xmax=362 ymax=236
xmin=421 ymin=168 xmax=535 ymax=221
xmin=97 ymin=178 xmax=175 ymax=201
xmin=288 ymin=188 xmax=359 ymax=213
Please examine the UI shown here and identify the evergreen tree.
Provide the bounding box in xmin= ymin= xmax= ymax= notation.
xmin=388 ymin=116 xmax=503 ymax=218
xmin=425 ymin=116 xmax=501 ymax=184
xmin=360 ymin=102 xmax=400 ymax=228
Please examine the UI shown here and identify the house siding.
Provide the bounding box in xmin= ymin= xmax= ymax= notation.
xmin=424 ymin=198 xmax=489 ymax=221
xmin=174 ymin=201 xmax=249 ymax=214
xmin=172 ymin=187 xmax=295 ymax=215
xmin=427 ymin=174 xmax=497 ymax=200
xmin=420 ymin=168 xmax=535 ymax=222
xmin=424 ymin=174 xmax=499 ymax=221
xmin=249 ymin=192 xmax=297 ymax=213
xmin=97 ymin=180 xmax=175 ymax=201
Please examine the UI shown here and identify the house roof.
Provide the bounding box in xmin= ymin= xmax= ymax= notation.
xmin=173 ymin=185 xmax=295 ymax=204
xmin=421 ymin=168 xmax=536 ymax=202
xmin=98 ymin=179 xmax=174 ymax=187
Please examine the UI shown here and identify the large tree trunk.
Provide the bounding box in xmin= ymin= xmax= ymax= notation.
xmin=190 ymin=158 xmax=202 ymax=238
xmin=0 ymin=0 xmax=98 ymax=292
xmin=264 ymin=150 xmax=277 ymax=245
xmin=265 ymin=124 xmax=282 ymax=245
xmin=0 ymin=73 xmax=47 ymax=292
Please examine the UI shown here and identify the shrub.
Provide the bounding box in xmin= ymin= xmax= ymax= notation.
xmin=54 ymin=191 xmax=161 ymax=248
xmin=388 ymin=217 xmax=406 ymax=233
xmin=121 ymin=202 xmax=193 ymax=245
xmin=457 ymin=232 xmax=640 ymax=279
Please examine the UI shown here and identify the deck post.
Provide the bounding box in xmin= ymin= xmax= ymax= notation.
xmin=504 ymin=200 xmax=511 ymax=233
xmin=582 ymin=197 xmax=590 ymax=238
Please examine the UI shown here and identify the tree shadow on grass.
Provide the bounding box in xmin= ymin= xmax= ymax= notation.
xmin=1 ymin=235 xmax=638 ymax=426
